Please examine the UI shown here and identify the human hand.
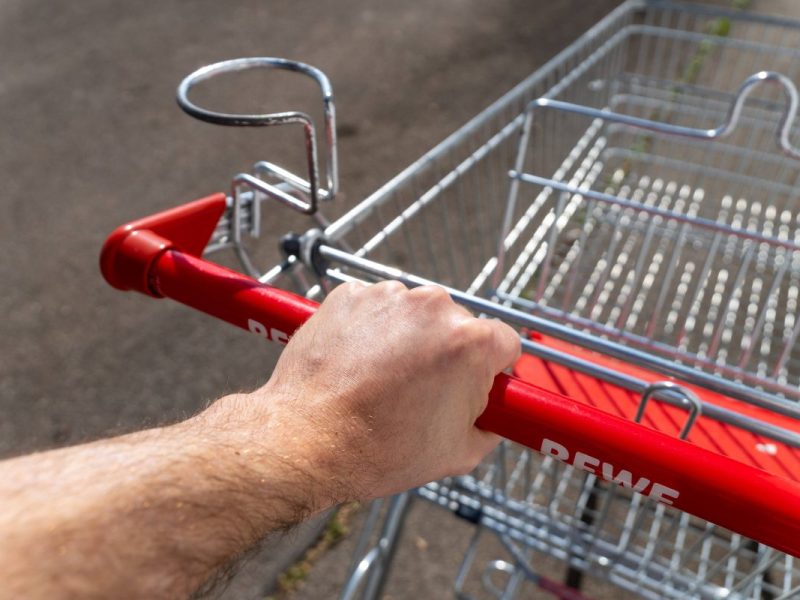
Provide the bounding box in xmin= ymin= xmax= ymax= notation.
xmin=237 ymin=281 xmax=521 ymax=506
xmin=0 ymin=281 xmax=520 ymax=600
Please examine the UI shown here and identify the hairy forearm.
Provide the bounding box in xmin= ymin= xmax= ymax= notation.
xmin=0 ymin=282 xmax=517 ymax=599
xmin=0 ymin=393 xmax=330 ymax=600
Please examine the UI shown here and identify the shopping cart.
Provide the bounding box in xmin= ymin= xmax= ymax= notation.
xmin=101 ymin=1 xmax=800 ymax=598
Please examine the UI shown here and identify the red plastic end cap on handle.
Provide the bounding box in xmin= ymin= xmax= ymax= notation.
xmin=100 ymin=193 xmax=228 ymax=296
xmin=100 ymin=229 xmax=173 ymax=295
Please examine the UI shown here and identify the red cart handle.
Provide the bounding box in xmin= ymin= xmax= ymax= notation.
xmin=101 ymin=194 xmax=800 ymax=558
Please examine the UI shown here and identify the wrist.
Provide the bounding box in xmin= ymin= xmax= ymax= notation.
xmin=190 ymin=392 xmax=347 ymax=524
xmin=253 ymin=381 xmax=379 ymax=504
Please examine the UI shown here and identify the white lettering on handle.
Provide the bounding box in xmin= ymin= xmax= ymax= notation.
xmin=248 ymin=319 xmax=290 ymax=345
xmin=573 ymin=452 xmax=600 ymax=475
xmin=540 ymin=438 xmax=680 ymax=506
xmin=541 ymin=439 xmax=569 ymax=460
xmin=649 ymin=483 xmax=680 ymax=506
xmin=248 ymin=319 xmax=267 ymax=337
xmin=601 ymin=463 xmax=650 ymax=493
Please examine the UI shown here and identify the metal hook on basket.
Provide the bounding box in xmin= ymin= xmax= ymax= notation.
xmin=177 ymin=57 xmax=338 ymax=213
xmin=525 ymin=70 xmax=800 ymax=159
xmin=635 ymin=382 xmax=702 ymax=440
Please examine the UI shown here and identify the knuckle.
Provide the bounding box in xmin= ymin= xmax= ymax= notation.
xmin=497 ymin=320 xmax=519 ymax=342
xmin=450 ymin=318 xmax=491 ymax=354
xmin=446 ymin=320 xmax=500 ymax=382
xmin=448 ymin=320 xmax=472 ymax=350
xmin=324 ymin=281 xmax=357 ymax=305
xmin=469 ymin=319 xmax=495 ymax=345
xmin=496 ymin=321 xmax=522 ymax=359
xmin=374 ymin=280 xmax=407 ymax=295
xmin=339 ymin=280 xmax=367 ymax=296
xmin=411 ymin=285 xmax=450 ymax=305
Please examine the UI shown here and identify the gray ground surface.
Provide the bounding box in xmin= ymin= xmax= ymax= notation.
xmin=4 ymin=1 xmax=794 ymax=599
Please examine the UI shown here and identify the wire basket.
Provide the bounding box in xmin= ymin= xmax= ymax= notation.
xmin=101 ymin=1 xmax=800 ymax=599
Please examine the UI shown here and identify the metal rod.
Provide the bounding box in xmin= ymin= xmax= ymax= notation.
xmin=318 ymin=244 xmax=800 ymax=419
